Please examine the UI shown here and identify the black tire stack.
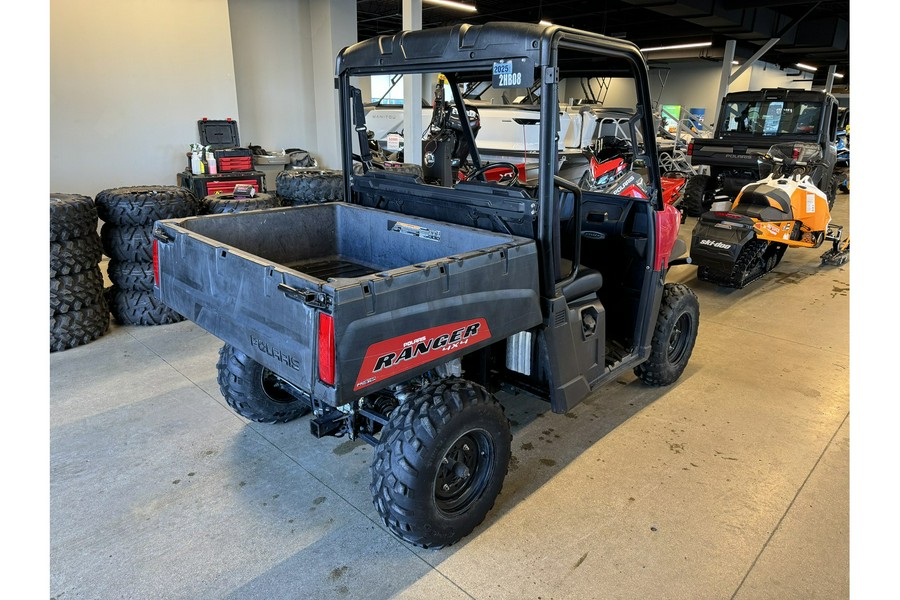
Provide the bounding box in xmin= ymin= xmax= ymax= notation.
xmin=275 ymin=169 xmax=344 ymax=206
xmin=201 ymin=192 xmax=280 ymax=215
xmin=50 ymin=194 xmax=109 ymax=352
xmin=94 ymin=186 xmax=200 ymax=326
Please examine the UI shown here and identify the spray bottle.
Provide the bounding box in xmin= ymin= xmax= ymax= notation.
xmin=190 ymin=144 xmax=203 ymax=175
xmin=206 ymin=145 xmax=217 ymax=175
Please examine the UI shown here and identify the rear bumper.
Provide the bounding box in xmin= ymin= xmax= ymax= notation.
xmin=690 ymin=217 xmax=755 ymax=271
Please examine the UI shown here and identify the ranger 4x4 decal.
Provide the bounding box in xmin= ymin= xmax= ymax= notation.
xmin=354 ymin=319 xmax=491 ymax=390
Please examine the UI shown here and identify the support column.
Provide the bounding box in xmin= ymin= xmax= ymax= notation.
xmin=310 ymin=0 xmax=357 ymax=168
xmin=714 ymin=39 xmax=737 ymax=131
xmin=402 ymin=0 xmax=423 ymax=166
xmin=825 ymin=65 xmax=837 ymax=93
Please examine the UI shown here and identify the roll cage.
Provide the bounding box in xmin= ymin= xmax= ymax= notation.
xmin=336 ymin=22 xmax=662 ymax=300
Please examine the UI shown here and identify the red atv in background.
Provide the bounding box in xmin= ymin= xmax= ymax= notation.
xmin=579 ymin=135 xmax=688 ymax=209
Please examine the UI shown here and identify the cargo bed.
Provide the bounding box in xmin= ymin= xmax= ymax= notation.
xmin=154 ymin=203 xmax=543 ymax=406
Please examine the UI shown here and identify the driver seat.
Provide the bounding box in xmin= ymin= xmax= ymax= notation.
xmin=559 ymin=259 xmax=604 ymax=302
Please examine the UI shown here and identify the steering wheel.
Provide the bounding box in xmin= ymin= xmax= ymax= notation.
xmin=463 ymin=162 xmax=520 ymax=186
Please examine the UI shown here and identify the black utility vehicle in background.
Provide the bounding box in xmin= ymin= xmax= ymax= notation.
xmin=683 ymin=88 xmax=842 ymax=215
xmin=154 ymin=22 xmax=700 ymax=549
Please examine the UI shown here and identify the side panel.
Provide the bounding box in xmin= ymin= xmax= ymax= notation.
xmin=326 ymin=242 xmax=543 ymax=403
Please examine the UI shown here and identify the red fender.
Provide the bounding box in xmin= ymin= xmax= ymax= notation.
xmin=654 ymin=203 xmax=682 ymax=270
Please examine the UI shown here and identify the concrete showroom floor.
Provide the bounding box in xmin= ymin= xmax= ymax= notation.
xmin=50 ymin=191 xmax=851 ymax=600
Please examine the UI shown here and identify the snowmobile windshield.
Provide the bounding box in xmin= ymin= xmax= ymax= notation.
xmin=719 ymin=100 xmax=823 ymax=137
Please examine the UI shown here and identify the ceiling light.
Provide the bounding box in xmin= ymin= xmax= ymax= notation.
xmin=834 ymin=72 xmax=845 ymax=78
xmin=795 ymin=62 xmax=818 ymax=72
xmin=732 ymin=61 xmax=739 ymax=65
xmin=641 ymin=41 xmax=712 ymax=52
xmin=539 ymin=20 xmax=553 ymax=26
xmin=424 ymin=0 xmax=478 ymax=12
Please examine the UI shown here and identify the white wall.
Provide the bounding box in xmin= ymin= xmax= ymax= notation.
xmin=647 ymin=61 xmax=812 ymax=127
xmin=310 ymin=0 xmax=358 ymax=168
xmin=50 ymin=0 xmax=240 ymax=196
xmin=748 ymin=62 xmax=814 ymax=91
xmin=50 ymin=0 xmax=358 ymax=195
xmin=228 ymin=0 xmax=317 ymax=153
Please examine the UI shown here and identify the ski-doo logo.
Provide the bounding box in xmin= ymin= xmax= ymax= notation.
xmin=354 ymin=319 xmax=491 ymax=390
xmin=699 ymin=239 xmax=732 ymax=250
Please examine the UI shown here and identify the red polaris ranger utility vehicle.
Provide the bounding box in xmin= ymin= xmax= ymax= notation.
xmin=154 ymin=22 xmax=699 ymax=548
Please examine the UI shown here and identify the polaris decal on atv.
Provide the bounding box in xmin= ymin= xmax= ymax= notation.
xmin=354 ymin=319 xmax=491 ymax=390
xmin=249 ymin=334 xmax=302 ymax=371
xmin=698 ymin=239 xmax=732 ymax=250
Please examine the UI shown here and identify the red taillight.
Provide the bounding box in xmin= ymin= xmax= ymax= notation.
xmin=687 ymin=141 xmax=694 ymax=156
xmin=152 ymin=239 xmax=160 ymax=287
xmin=318 ymin=313 xmax=335 ymax=385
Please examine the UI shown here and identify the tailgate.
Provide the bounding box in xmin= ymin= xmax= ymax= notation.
xmin=690 ymin=138 xmax=771 ymax=169
xmin=154 ymin=217 xmax=323 ymax=399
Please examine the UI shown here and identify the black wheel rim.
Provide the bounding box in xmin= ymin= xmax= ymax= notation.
xmin=667 ymin=313 xmax=693 ymax=364
xmin=259 ymin=368 xmax=295 ymax=404
xmin=434 ymin=430 xmax=494 ymax=515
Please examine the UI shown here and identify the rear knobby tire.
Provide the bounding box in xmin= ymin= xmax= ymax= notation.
xmin=826 ymin=174 xmax=839 ymax=211
xmin=634 ymin=283 xmax=699 ymax=386
xmin=94 ymin=185 xmax=200 ymax=226
xmin=682 ymin=174 xmax=709 ymax=217
xmin=371 ymin=378 xmax=511 ymax=549
xmin=106 ymin=286 xmax=184 ymax=326
xmin=276 ymin=169 xmax=344 ymax=205
xmin=50 ymin=193 xmax=98 ymax=242
xmin=216 ymin=344 xmax=312 ymax=423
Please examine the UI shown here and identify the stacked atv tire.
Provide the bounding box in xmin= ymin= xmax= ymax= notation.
xmin=95 ymin=186 xmax=200 ymax=326
xmin=276 ymin=163 xmax=424 ymax=206
xmin=201 ymin=192 xmax=280 ymax=214
xmin=50 ymin=194 xmax=109 ymax=352
xmin=276 ymin=169 xmax=344 ymax=206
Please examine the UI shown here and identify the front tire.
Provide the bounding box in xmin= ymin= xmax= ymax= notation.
xmin=635 ymin=283 xmax=699 ymax=385
xmin=371 ymin=378 xmax=512 ymax=549
xmin=683 ymin=174 xmax=710 ymax=217
xmin=826 ymin=174 xmax=839 ymax=210
xmin=216 ymin=344 xmax=311 ymax=423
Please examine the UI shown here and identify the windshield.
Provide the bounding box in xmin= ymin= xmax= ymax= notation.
xmin=719 ymin=100 xmax=822 ymax=136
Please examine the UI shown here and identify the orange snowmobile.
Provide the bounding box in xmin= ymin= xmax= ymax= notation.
xmin=690 ymin=141 xmax=849 ymax=288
